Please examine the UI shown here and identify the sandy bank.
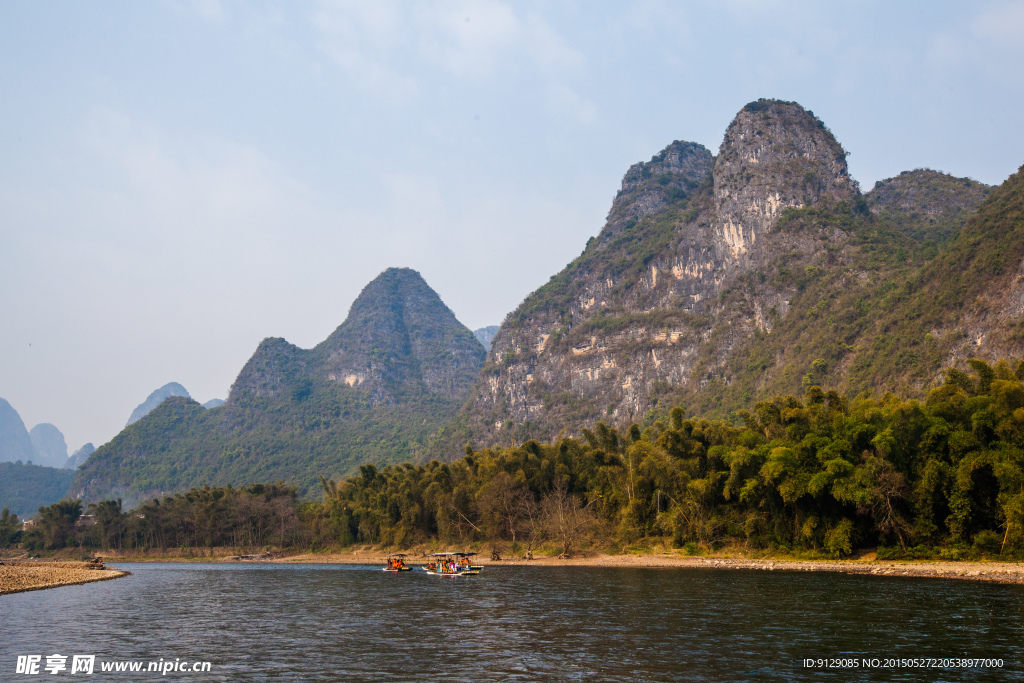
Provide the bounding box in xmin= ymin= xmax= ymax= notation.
xmin=270 ymin=551 xmax=1024 ymax=584
xmin=0 ymin=561 xmax=129 ymax=596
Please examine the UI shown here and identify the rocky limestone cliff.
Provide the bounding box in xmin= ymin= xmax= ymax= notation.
xmin=229 ymin=268 xmax=485 ymax=408
xmin=606 ymin=140 xmax=715 ymax=234
xmin=459 ymin=100 xmax=858 ymax=443
xmin=456 ymin=99 xmax=999 ymax=447
xmin=713 ymin=101 xmax=855 ymax=265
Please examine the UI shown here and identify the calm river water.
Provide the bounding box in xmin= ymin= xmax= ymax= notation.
xmin=3 ymin=563 xmax=1023 ymax=681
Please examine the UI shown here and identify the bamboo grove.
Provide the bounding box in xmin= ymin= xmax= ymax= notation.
xmin=6 ymin=360 xmax=1024 ymax=559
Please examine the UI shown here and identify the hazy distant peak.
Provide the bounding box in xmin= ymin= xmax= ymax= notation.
xmin=202 ymin=398 xmax=225 ymax=409
xmin=66 ymin=442 xmax=95 ymax=469
xmin=474 ymin=326 xmax=500 ymax=349
xmin=0 ymin=397 xmax=34 ymax=464
xmin=29 ymin=423 xmax=68 ymax=469
xmin=126 ymin=382 xmax=191 ymax=427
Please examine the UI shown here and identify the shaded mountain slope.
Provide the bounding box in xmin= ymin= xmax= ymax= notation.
xmin=0 ymin=461 xmax=75 ymax=519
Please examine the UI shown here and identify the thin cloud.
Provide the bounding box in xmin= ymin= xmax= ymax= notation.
xmin=311 ymin=0 xmax=419 ymax=99
xmin=310 ymin=0 xmax=592 ymax=120
xmin=164 ymin=0 xmax=227 ymax=23
xmin=972 ymin=0 xmax=1024 ymax=46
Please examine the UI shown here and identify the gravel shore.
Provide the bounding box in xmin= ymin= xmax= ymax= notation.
xmin=0 ymin=561 xmax=128 ymax=596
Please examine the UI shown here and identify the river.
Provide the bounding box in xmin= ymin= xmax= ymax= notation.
xmin=3 ymin=563 xmax=1022 ymax=681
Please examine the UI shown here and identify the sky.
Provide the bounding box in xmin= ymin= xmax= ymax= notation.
xmin=2 ymin=0 xmax=1023 ymax=453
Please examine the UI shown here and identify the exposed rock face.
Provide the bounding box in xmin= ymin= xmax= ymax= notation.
xmin=318 ymin=268 xmax=485 ymax=402
xmin=607 ymin=140 xmax=715 ymax=234
xmin=65 ymin=443 xmax=95 ymax=469
xmin=126 ymin=382 xmax=191 ymax=426
xmin=906 ymin=165 xmax=1024 ymax=369
xmin=713 ymin=101 xmax=855 ymax=264
xmin=0 ymin=398 xmax=34 ymax=464
xmin=230 ymin=268 xmax=485 ymax=406
xmin=29 ymin=423 xmax=68 ymax=469
xmin=457 ymin=100 xmax=865 ymax=443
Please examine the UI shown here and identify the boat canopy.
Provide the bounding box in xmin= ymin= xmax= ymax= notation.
xmin=384 ymin=553 xmax=408 ymax=558
xmin=425 ymin=552 xmax=477 ymax=557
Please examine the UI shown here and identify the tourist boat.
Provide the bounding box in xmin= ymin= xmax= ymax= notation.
xmin=422 ymin=552 xmax=482 ymax=576
xmin=383 ymin=554 xmax=413 ymax=572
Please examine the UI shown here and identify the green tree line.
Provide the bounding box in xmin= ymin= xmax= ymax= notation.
xmin=5 ymin=483 xmax=305 ymax=553
xmin=6 ymin=359 xmax=1024 ymax=560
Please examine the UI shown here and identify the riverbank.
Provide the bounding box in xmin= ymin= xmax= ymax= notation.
xmin=13 ymin=547 xmax=1022 ymax=585
xmin=0 ymin=561 xmax=129 ymax=596
xmin=500 ymin=554 xmax=1024 ymax=584
xmin=267 ymin=551 xmax=1024 ymax=584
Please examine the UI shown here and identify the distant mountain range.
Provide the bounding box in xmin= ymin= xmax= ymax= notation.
xmin=0 ymin=381 xmax=227 ymax=515
xmin=0 ymin=398 xmax=77 ymax=469
xmin=0 ymin=399 xmax=81 ymax=515
xmin=72 ymin=268 xmax=486 ymax=505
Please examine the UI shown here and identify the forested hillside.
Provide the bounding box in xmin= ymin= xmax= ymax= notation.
xmin=0 ymin=461 xmax=74 ymax=519
xmin=17 ymin=360 xmax=1024 ymax=560
xmin=456 ymin=99 xmax=1007 ymax=448
xmin=71 ymin=268 xmax=485 ymax=505
xmin=308 ymin=358 xmax=1024 ymax=557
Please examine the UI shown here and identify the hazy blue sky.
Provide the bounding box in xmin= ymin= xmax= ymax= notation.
xmin=2 ymin=0 xmax=1023 ymax=451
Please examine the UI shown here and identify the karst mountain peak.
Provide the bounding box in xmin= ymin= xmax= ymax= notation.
xmin=73 ymin=266 xmax=485 ymax=503
xmin=449 ymin=98 xmax=996 ymax=447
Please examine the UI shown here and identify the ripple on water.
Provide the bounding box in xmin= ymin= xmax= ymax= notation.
xmin=2 ymin=563 xmax=1022 ymax=681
